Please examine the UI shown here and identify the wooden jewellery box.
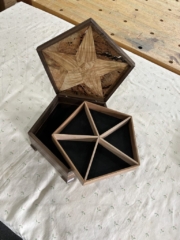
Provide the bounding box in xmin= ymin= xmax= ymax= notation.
xmin=28 ymin=18 xmax=140 ymax=184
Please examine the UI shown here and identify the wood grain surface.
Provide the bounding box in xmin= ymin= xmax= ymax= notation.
xmin=42 ymin=25 xmax=129 ymax=99
xmin=32 ymin=0 xmax=180 ymax=75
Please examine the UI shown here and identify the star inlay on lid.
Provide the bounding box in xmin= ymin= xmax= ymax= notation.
xmin=37 ymin=18 xmax=135 ymax=102
xmin=43 ymin=26 xmax=128 ymax=97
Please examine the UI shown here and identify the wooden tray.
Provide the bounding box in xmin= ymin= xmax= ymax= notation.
xmin=52 ymin=101 xmax=139 ymax=185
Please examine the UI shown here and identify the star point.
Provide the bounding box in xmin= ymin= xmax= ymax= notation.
xmin=43 ymin=26 xmax=127 ymax=97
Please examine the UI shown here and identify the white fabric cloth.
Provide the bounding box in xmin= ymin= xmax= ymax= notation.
xmin=0 ymin=2 xmax=180 ymax=240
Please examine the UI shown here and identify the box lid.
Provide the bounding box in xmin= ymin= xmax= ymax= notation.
xmin=37 ymin=18 xmax=135 ymax=103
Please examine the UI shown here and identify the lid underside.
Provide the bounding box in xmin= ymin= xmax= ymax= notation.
xmin=37 ymin=19 xmax=134 ymax=102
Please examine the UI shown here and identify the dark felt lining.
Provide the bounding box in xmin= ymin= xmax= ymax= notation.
xmin=36 ymin=103 xmax=133 ymax=175
xmin=36 ymin=103 xmax=77 ymax=168
xmin=87 ymin=144 xmax=130 ymax=179
xmin=59 ymin=140 xmax=95 ymax=178
xmin=105 ymin=121 xmax=134 ymax=159
xmin=61 ymin=108 xmax=94 ymax=135
xmin=90 ymin=109 xmax=122 ymax=134
xmin=0 ymin=221 xmax=22 ymax=240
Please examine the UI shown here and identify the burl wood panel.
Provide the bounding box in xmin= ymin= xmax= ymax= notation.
xmin=32 ymin=0 xmax=180 ymax=75
xmin=42 ymin=25 xmax=129 ymax=99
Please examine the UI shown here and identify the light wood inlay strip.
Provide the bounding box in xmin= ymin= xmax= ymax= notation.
xmin=53 ymin=134 xmax=98 ymax=141
xmin=99 ymin=138 xmax=138 ymax=166
xmin=101 ymin=117 xmax=131 ymax=138
xmin=84 ymin=139 xmax=99 ymax=181
xmin=84 ymin=102 xmax=99 ymax=136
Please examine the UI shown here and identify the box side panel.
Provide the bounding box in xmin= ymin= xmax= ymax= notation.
xmin=29 ymin=132 xmax=76 ymax=182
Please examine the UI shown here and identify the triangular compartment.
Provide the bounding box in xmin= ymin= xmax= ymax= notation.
xmin=59 ymin=140 xmax=96 ymax=178
xmin=61 ymin=107 xmax=94 ymax=135
xmin=90 ymin=109 xmax=123 ymax=134
xmin=104 ymin=121 xmax=134 ymax=159
xmin=87 ymin=144 xmax=130 ymax=180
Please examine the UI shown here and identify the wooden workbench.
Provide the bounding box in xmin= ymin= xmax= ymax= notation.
xmin=32 ymin=0 xmax=180 ymax=75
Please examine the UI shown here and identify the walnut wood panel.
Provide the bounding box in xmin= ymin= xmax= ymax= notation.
xmin=84 ymin=102 xmax=99 ymax=136
xmin=32 ymin=0 xmax=180 ymax=75
xmin=53 ymin=134 xmax=97 ymax=141
xmin=17 ymin=0 xmax=32 ymax=5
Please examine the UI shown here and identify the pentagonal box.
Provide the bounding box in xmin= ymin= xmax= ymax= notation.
xmin=28 ymin=18 xmax=139 ymax=184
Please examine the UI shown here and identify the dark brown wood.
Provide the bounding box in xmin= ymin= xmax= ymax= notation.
xmin=29 ymin=132 xmax=70 ymax=174
xmin=0 ymin=0 xmax=31 ymax=11
xmin=28 ymin=96 xmax=74 ymax=183
xmin=17 ymin=0 xmax=32 ymax=5
xmin=28 ymin=95 xmax=77 ymax=183
xmin=0 ymin=0 xmax=5 ymax=11
xmin=29 ymin=95 xmax=59 ymax=135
